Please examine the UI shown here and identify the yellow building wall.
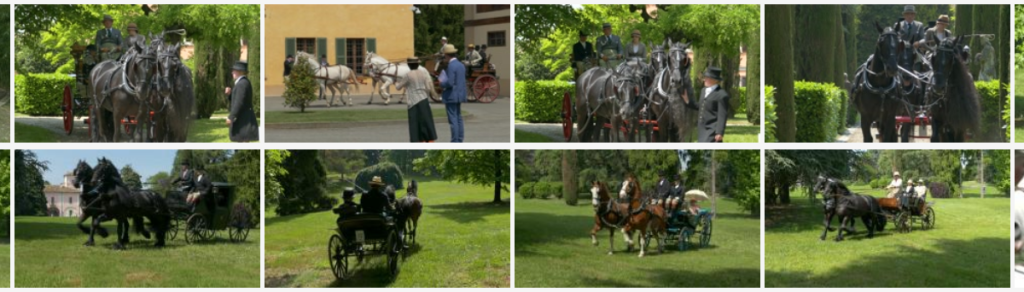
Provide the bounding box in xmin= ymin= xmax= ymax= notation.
xmin=265 ymin=5 xmax=414 ymax=95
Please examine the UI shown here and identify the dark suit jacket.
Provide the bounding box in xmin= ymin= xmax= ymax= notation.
xmin=572 ymin=41 xmax=594 ymax=67
xmin=656 ymin=178 xmax=671 ymax=199
xmin=94 ymin=28 xmax=122 ymax=47
xmin=194 ymin=174 xmax=212 ymax=194
xmin=360 ymin=188 xmax=392 ymax=214
xmin=688 ymin=85 xmax=730 ymax=142
xmin=228 ymin=76 xmax=259 ymax=142
xmin=172 ymin=169 xmax=194 ymax=190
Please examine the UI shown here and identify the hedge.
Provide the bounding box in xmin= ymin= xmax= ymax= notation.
xmin=729 ymin=87 xmax=747 ymax=118
xmin=764 ymin=86 xmax=777 ymax=142
xmin=15 ymin=73 xmax=74 ymax=116
xmin=515 ymin=80 xmax=574 ymax=123
xmin=834 ymin=89 xmax=848 ymax=134
xmin=354 ymin=162 xmax=404 ymax=191
xmin=518 ymin=182 xmax=536 ymax=199
xmin=974 ymin=80 xmax=1004 ymax=141
xmin=793 ymin=81 xmax=842 ymax=142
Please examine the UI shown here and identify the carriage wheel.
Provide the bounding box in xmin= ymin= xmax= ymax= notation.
xmin=168 ymin=217 xmax=181 ymax=240
xmin=229 ymin=208 xmax=252 ymax=242
xmin=386 ymin=229 xmax=401 ymax=277
xmin=62 ymin=85 xmax=74 ymax=135
xmin=676 ymin=229 xmax=688 ymax=251
xmin=699 ymin=214 xmax=713 ymax=248
xmin=923 ymin=207 xmax=935 ymax=230
xmin=895 ymin=211 xmax=911 ymax=233
xmin=561 ymin=91 xmax=574 ymax=142
xmin=185 ymin=214 xmax=208 ymax=244
xmin=472 ymin=75 xmax=500 ymax=103
xmin=328 ymin=234 xmax=349 ymax=280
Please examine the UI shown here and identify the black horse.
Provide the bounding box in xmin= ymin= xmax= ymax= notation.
xmin=851 ymin=22 xmax=903 ymax=143
xmin=814 ymin=175 xmax=851 ymax=240
xmin=926 ymin=35 xmax=981 ymax=142
xmin=89 ymin=157 xmax=170 ymax=249
xmin=73 ymin=160 xmax=152 ymax=246
xmin=821 ymin=179 xmax=886 ymax=241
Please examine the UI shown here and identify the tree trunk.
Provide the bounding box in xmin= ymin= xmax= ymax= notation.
xmin=711 ymin=151 xmax=717 ymax=219
xmin=833 ymin=7 xmax=847 ymax=90
xmin=766 ymin=5 xmax=796 ymax=142
xmin=745 ymin=27 xmax=761 ymax=124
xmin=494 ymin=150 xmax=502 ymax=203
xmin=794 ymin=5 xmax=837 ymax=83
xmin=997 ymin=5 xmax=1009 ymax=142
xmin=780 ymin=181 xmax=791 ymax=204
xmin=562 ymin=150 xmax=578 ymax=206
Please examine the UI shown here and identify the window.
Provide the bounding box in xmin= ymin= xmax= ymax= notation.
xmin=476 ymin=5 xmax=509 ymax=13
xmin=296 ymin=38 xmax=316 ymax=56
xmin=69 ymin=197 xmax=73 ymax=204
xmin=346 ymin=38 xmax=366 ymax=74
xmin=487 ymin=31 xmax=506 ymax=47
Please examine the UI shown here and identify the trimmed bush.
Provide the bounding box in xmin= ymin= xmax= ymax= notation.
xmin=550 ymin=182 xmax=564 ymax=199
xmin=793 ymin=81 xmax=842 ymax=142
xmin=764 ymin=86 xmax=777 ymax=142
xmin=929 ymin=182 xmax=950 ymax=199
xmin=515 ymin=80 xmax=574 ymax=123
xmin=519 ymin=182 xmax=536 ymax=199
xmin=534 ymin=181 xmax=552 ymax=199
xmin=974 ymin=80 xmax=1004 ymax=141
xmin=834 ymin=89 xmax=848 ymax=134
xmin=15 ymin=73 xmax=74 ymax=116
xmin=354 ymin=162 xmax=404 ymax=191
xmin=729 ymin=87 xmax=746 ymax=118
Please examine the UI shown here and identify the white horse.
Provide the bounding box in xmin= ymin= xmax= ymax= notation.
xmin=294 ymin=51 xmax=359 ymax=107
xmin=364 ymin=51 xmax=434 ymax=105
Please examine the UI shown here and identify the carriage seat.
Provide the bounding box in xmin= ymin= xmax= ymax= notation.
xmin=337 ymin=212 xmax=394 ymax=242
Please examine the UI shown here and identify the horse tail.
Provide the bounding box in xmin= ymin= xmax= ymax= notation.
xmin=347 ymin=67 xmax=360 ymax=91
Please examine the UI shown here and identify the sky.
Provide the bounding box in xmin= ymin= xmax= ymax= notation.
xmin=33 ymin=150 xmax=177 ymax=186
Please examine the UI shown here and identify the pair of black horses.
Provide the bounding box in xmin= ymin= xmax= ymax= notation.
xmin=72 ymin=158 xmax=171 ymax=249
xmin=851 ymin=21 xmax=981 ymax=143
xmin=814 ymin=176 xmax=886 ymax=242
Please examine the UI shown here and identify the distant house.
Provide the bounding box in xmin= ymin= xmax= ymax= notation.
xmin=45 ymin=172 xmax=81 ymax=218
xmin=464 ymin=5 xmax=510 ymax=97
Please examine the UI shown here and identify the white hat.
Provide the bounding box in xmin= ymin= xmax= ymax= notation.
xmin=893 ymin=171 xmax=900 ymax=176
xmin=441 ymin=36 xmax=448 ymax=41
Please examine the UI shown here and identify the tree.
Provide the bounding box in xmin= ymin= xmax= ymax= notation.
xmin=513 ymin=5 xmax=577 ymax=56
xmin=833 ymin=7 xmax=848 ymax=90
xmin=120 ymin=164 xmax=143 ymax=191
xmin=716 ymin=150 xmax=760 ymax=216
xmin=745 ymin=25 xmax=761 ymax=124
xmin=766 ymin=5 xmax=795 ymax=141
xmin=265 ymin=150 xmax=291 ymax=205
xmin=277 ymin=150 xmax=333 ymax=216
xmin=172 ymin=150 xmax=230 ymax=181
xmin=321 ymin=150 xmax=365 ymax=181
xmin=414 ymin=150 xmax=511 ymax=203
xmin=145 ymin=171 xmax=173 ymax=195
xmin=282 ymin=54 xmax=317 ymax=112
xmin=222 ymin=150 xmax=260 ymax=226
xmin=562 ymin=150 xmax=578 ymax=206
xmin=412 ymin=5 xmax=464 ymax=56
xmin=0 ymin=150 xmax=9 ymax=236
xmin=794 ymin=5 xmax=837 ymax=83
xmin=15 ymin=150 xmax=48 ymax=216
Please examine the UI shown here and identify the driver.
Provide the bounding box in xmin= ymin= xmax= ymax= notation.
xmin=896 ymin=5 xmax=926 ymax=72
xmin=596 ymin=23 xmax=623 ymax=70
xmin=192 ymin=165 xmax=215 ymax=220
xmin=360 ymin=176 xmax=393 ymax=214
xmin=334 ymin=188 xmax=360 ymax=225
xmin=885 ymin=171 xmax=903 ymax=199
xmin=94 ymin=14 xmax=123 ymax=62
xmin=463 ymin=44 xmax=482 ymax=69
xmin=171 ymin=160 xmax=195 ymax=194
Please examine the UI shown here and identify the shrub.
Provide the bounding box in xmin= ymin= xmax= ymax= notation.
xmin=282 ymin=55 xmax=317 ymax=112
xmin=974 ymin=80 xmax=1004 ymax=141
xmin=15 ymin=73 xmax=74 ymax=116
xmin=793 ymin=81 xmax=841 ymax=142
xmin=354 ymin=162 xmax=404 ymax=191
xmin=519 ymin=182 xmax=536 ymax=199
xmin=515 ymin=80 xmax=574 ymax=123
xmin=533 ymin=181 xmax=552 ymax=199
xmin=1014 ymin=94 xmax=1024 ymax=126
xmin=764 ymin=86 xmax=777 ymax=142
xmin=928 ymin=182 xmax=950 ymax=199
xmin=550 ymin=182 xmax=564 ymax=199
xmin=729 ymin=87 xmax=746 ymax=118
xmin=834 ymin=89 xmax=848 ymax=134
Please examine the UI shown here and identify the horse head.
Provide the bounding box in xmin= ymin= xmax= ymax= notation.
xmin=930 ymin=35 xmax=963 ymax=93
xmin=72 ymin=160 xmax=93 ymax=189
xmin=873 ymin=21 xmax=903 ymax=77
xmin=591 ymin=181 xmax=608 ymax=207
xmin=407 ymin=180 xmax=419 ymax=197
xmin=619 ymin=173 xmax=642 ymax=203
xmin=156 ymin=38 xmax=182 ymax=97
xmin=669 ymin=41 xmax=691 ymax=85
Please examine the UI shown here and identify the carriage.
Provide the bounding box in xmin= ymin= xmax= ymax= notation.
xmin=427 ymin=53 xmax=501 ymax=104
xmin=328 ymin=211 xmax=404 ymax=280
xmin=165 ymin=182 xmax=253 ymax=244
xmin=61 ymin=42 xmax=153 ymax=141
xmin=663 ymin=207 xmax=713 ymax=251
xmin=879 ymin=189 xmax=936 ymax=233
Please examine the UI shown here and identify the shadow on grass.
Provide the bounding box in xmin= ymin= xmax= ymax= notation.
xmin=514 ymin=212 xmax=595 ymax=252
xmin=766 ymin=237 xmax=1009 ymax=287
xmin=429 ymin=200 xmax=510 ymax=224
xmin=529 ymin=267 xmax=760 ymax=288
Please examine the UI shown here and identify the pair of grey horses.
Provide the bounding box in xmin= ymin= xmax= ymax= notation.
xmin=574 ymin=39 xmax=695 ymax=142
xmin=89 ymin=31 xmax=194 ymax=143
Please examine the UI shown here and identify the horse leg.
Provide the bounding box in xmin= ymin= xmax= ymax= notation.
xmin=622 ymin=228 xmax=634 ymax=251
xmin=835 ymin=215 xmax=848 ymax=241
xmin=112 ymin=218 xmax=127 ymax=250
xmin=607 ymin=228 xmax=615 ymax=255
xmin=860 ymin=110 xmax=874 ymax=143
xmin=820 ymin=212 xmax=833 ymax=241
xmin=380 ymin=79 xmax=393 ymax=105
xmin=862 ymin=215 xmax=875 ymax=238
xmin=591 ymin=221 xmax=601 ymax=246
xmin=637 ymin=228 xmax=646 ymax=258
xmin=134 ymin=216 xmax=151 ymax=239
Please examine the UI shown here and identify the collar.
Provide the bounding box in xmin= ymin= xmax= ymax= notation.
xmin=235 ymin=75 xmax=245 ymax=85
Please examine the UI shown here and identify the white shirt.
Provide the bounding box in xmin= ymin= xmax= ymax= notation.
xmin=703 ymin=85 xmax=719 ymax=98
xmin=888 ymin=178 xmax=903 ymax=188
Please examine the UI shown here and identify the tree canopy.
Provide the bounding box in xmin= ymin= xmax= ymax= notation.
xmin=15 ymin=150 xmax=48 ymax=216
xmin=415 ymin=150 xmax=511 ymax=203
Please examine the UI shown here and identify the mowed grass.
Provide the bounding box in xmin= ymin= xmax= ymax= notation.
xmin=264 ymin=180 xmax=510 ymax=287
xmin=514 ymin=129 xmax=555 ymax=143
xmin=725 ymin=113 xmax=760 ymax=143
xmin=0 ymin=244 xmax=8 ymax=287
xmin=765 ymin=183 xmax=1009 ymax=287
xmin=14 ymin=119 xmax=254 ymax=143
xmin=515 ymin=196 xmax=760 ymax=287
xmin=15 ymin=216 xmax=260 ymax=287
xmin=266 ymin=108 xmax=459 ymax=124
xmin=15 ymin=123 xmax=60 ymax=142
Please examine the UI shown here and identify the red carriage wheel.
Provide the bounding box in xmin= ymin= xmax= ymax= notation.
xmin=62 ymin=85 xmax=74 ymax=135
xmin=472 ymin=75 xmax=500 ymax=103
xmin=562 ymin=91 xmax=573 ymax=142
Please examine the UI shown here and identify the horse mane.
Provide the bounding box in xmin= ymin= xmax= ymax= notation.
xmin=940 ymin=49 xmax=982 ymax=132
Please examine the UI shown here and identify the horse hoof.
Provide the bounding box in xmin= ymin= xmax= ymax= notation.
xmin=607 ymin=251 xmax=613 ymax=256
xmin=638 ymin=253 xmax=645 ymax=258
xmin=83 ymin=241 xmax=94 ymax=247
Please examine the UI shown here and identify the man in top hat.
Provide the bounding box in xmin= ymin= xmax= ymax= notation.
xmin=191 ymin=164 xmax=215 ymax=218
xmin=171 ymin=160 xmax=195 ymax=194
xmin=283 ymin=54 xmax=294 ymax=83
xmin=94 ymin=14 xmax=123 ymax=62
xmin=394 ymin=56 xmax=438 ymax=142
xmin=666 ymin=174 xmax=685 ymax=211
xmin=916 ymin=14 xmax=952 ymax=53
xmin=334 ymin=188 xmax=361 ymax=224
xmin=224 ymin=61 xmax=259 ymax=142
xmin=886 ymin=171 xmax=904 ymax=198
xmin=595 ymin=23 xmax=623 ymax=70
xmin=684 ymin=66 xmax=730 ymax=142
xmin=655 ymin=170 xmax=670 ymax=205
xmin=361 ymin=176 xmax=393 ymax=214
xmin=435 ymin=36 xmax=449 ymax=72
xmin=439 ymin=44 xmax=467 ymax=142
xmin=572 ymin=30 xmax=595 ymax=79
xmin=896 ymin=5 xmax=925 ymax=45
xmin=464 ymin=44 xmax=482 ymax=69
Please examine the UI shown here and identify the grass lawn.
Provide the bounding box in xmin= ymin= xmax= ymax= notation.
xmin=266 ymin=108 xmax=458 ymax=124
xmin=264 ymin=179 xmax=510 ymax=287
xmin=765 ymin=183 xmax=1009 ymax=287
xmin=1015 ymin=68 xmax=1023 ymax=142
xmin=186 ymin=118 xmax=261 ymax=143
xmin=515 ymin=197 xmax=760 ymax=287
xmin=15 ymin=216 xmax=260 ymax=287
xmin=0 ymin=244 xmax=8 ymax=287
xmin=725 ymin=113 xmax=759 ymax=143
xmin=514 ymin=129 xmax=555 ymax=143
xmin=15 ymin=123 xmax=59 ymax=142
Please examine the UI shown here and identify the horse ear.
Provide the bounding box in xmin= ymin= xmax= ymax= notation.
xmin=894 ymin=21 xmax=902 ymax=33
xmin=875 ymin=21 xmax=883 ymax=33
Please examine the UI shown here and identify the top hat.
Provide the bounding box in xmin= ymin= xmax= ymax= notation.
xmin=231 ymin=61 xmax=248 ymax=72
xmin=702 ymin=66 xmax=723 ymax=81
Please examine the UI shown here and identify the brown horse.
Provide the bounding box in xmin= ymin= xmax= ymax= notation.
xmin=590 ymin=180 xmax=632 ymax=255
xmin=397 ymin=180 xmax=423 ymax=245
xmin=617 ymin=174 xmax=666 ymax=257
